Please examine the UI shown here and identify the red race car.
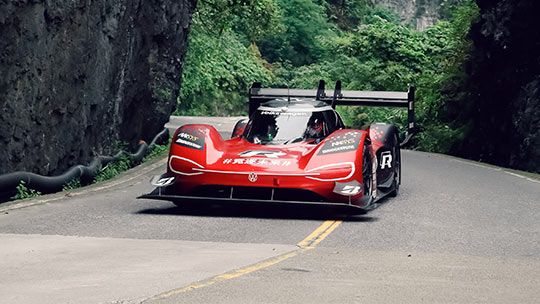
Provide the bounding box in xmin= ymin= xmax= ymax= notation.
xmin=139 ymin=80 xmax=416 ymax=213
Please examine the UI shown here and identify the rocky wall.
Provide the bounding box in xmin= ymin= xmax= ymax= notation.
xmin=370 ymin=0 xmax=446 ymax=30
xmin=0 ymin=0 xmax=196 ymax=175
xmin=454 ymin=0 xmax=540 ymax=173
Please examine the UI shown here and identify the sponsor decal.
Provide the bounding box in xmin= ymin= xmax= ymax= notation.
xmin=248 ymin=172 xmax=258 ymax=182
xmin=341 ymin=185 xmax=361 ymax=195
xmin=260 ymin=111 xmax=308 ymax=116
xmin=333 ymin=181 xmax=362 ymax=196
xmin=151 ymin=176 xmax=175 ymax=187
xmin=175 ymin=131 xmax=205 ymax=150
xmin=239 ymin=150 xmax=286 ymax=158
xmin=178 ymin=132 xmax=198 ymax=141
xmin=318 ymin=131 xmax=361 ymax=155
xmin=370 ymin=126 xmax=384 ymax=141
xmin=222 ymin=158 xmax=292 ymax=166
xmin=331 ymin=138 xmax=356 ymax=147
xmin=380 ymin=151 xmax=392 ymax=169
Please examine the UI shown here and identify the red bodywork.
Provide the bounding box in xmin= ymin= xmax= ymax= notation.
xmin=139 ymin=81 xmax=411 ymax=211
xmin=162 ymin=123 xmax=375 ymax=208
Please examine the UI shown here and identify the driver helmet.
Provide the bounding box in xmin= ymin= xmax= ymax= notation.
xmin=306 ymin=117 xmax=324 ymax=138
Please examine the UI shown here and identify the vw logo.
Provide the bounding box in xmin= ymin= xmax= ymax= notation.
xmin=248 ymin=172 xmax=258 ymax=183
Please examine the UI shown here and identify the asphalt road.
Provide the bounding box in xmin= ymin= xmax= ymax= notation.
xmin=0 ymin=116 xmax=539 ymax=304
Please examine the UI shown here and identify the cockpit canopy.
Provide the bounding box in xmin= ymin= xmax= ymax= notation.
xmin=243 ymin=101 xmax=343 ymax=145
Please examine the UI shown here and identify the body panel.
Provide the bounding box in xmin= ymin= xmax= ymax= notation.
xmin=164 ymin=124 xmax=370 ymax=207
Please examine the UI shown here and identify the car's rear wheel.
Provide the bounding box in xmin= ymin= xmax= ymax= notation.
xmin=388 ymin=133 xmax=401 ymax=197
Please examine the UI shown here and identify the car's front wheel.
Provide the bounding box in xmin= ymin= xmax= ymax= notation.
xmin=360 ymin=142 xmax=374 ymax=206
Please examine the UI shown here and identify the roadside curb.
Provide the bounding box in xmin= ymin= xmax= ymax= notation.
xmin=0 ymin=156 xmax=167 ymax=213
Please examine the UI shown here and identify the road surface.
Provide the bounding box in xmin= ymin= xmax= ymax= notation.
xmin=0 ymin=116 xmax=539 ymax=304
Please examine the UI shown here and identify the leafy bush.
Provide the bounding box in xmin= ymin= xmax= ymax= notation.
xmin=12 ymin=181 xmax=41 ymax=200
xmin=94 ymin=154 xmax=132 ymax=183
xmin=178 ymin=28 xmax=272 ymax=116
xmin=256 ymin=0 xmax=335 ymax=66
xmin=177 ymin=0 xmax=278 ymax=116
xmin=62 ymin=178 xmax=81 ymax=191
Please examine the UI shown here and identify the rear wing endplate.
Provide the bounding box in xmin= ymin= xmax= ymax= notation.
xmin=248 ymin=80 xmax=417 ymax=147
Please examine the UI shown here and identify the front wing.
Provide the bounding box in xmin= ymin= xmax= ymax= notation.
xmin=138 ymin=190 xmax=369 ymax=214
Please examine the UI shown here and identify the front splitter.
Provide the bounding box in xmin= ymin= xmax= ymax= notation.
xmin=137 ymin=193 xmax=368 ymax=214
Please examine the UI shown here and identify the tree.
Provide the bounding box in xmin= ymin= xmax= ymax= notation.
xmin=257 ymin=0 xmax=335 ymax=66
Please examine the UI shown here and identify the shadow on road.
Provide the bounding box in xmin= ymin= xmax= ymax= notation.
xmin=136 ymin=201 xmax=378 ymax=222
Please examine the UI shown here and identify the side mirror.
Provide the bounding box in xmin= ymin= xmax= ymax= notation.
xmin=231 ymin=118 xmax=249 ymax=139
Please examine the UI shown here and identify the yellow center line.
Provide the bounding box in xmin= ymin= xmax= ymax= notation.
xmin=154 ymin=251 xmax=299 ymax=299
xmin=296 ymin=220 xmax=342 ymax=249
xmin=146 ymin=219 xmax=343 ymax=301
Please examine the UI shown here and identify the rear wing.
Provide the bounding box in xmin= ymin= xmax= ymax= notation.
xmin=248 ymin=80 xmax=417 ymax=146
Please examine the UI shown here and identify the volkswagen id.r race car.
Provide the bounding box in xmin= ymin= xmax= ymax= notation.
xmin=139 ymin=80 xmax=416 ymax=213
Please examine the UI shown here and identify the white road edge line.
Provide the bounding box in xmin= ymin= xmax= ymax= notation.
xmin=449 ymin=158 xmax=540 ymax=184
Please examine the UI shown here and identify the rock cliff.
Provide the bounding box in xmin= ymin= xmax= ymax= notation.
xmin=452 ymin=0 xmax=540 ymax=173
xmin=370 ymin=0 xmax=452 ymax=30
xmin=0 ymin=0 xmax=195 ymax=175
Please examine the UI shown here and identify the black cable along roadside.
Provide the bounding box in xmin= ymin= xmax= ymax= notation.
xmin=0 ymin=128 xmax=170 ymax=202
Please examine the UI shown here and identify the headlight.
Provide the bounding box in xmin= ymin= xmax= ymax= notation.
xmin=305 ymin=162 xmax=355 ymax=182
xmin=168 ymin=155 xmax=204 ymax=176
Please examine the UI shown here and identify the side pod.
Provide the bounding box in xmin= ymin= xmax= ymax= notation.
xmin=369 ymin=123 xmax=400 ymax=190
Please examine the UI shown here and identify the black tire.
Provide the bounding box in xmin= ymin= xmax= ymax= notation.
xmin=361 ymin=142 xmax=374 ymax=205
xmin=388 ymin=133 xmax=401 ymax=197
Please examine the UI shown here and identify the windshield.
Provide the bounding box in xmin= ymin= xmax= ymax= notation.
xmin=244 ymin=109 xmax=337 ymax=145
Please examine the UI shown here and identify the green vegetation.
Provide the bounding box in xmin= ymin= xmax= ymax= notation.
xmin=94 ymin=142 xmax=169 ymax=183
xmin=93 ymin=154 xmax=133 ymax=183
xmin=177 ymin=0 xmax=277 ymax=116
xmin=154 ymin=87 xmax=174 ymax=103
xmin=62 ymin=178 xmax=81 ymax=191
xmin=143 ymin=143 xmax=169 ymax=162
xmin=12 ymin=181 xmax=41 ymax=200
xmin=179 ymin=0 xmax=479 ymax=154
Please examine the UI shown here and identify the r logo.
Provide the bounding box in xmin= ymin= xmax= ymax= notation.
xmin=380 ymin=151 xmax=393 ymax=169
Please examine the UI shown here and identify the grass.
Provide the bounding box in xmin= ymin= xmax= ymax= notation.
xmin=93 ymin=154 xmax=133 ymax=183
xmin=12 ymin=181 xmax=42 ymax=200
xmin=143 ymin=144 xmax=169 ymax=162
xmin=62 ymin=178 xmax=82 ymax=191
xmin=94 ymin=143 xmax=169 ymax=183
